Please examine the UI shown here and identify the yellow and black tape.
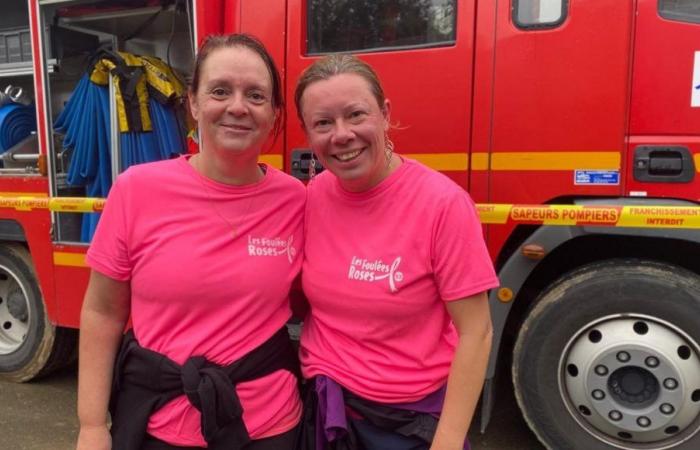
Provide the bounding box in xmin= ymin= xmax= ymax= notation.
xmin=0 ymin=197 xmax=105 ymax=213
xmin=477 ymin=204 xmax=700 ymax=229
xmin=1 ymin=197 xmax=699 ymax=229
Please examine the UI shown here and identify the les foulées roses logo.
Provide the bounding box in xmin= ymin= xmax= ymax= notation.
xmin=247 ymin=235 xmax=296 ymax=263
xmin=348 ymin=255 xmax=403 ymax=292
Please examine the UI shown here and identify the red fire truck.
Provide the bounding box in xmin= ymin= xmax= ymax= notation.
xmin=0 ymin=0 xmax=698 ymax=449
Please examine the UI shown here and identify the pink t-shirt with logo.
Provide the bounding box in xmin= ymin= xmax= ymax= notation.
xmin=301 ymin=158 xmax=499 ymax=403
xmin=86 ymin=156 xmax=304 ymax=446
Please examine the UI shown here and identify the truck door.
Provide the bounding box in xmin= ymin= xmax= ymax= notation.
xmin=479 ymin=0 xmax=634 ymax=255
xmin=284 ymin=0 xmax=475 ymax=190
xmin=626 ymin=0 xmax=700 ymax=200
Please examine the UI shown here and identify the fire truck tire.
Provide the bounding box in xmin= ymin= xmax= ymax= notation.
xmin=0 ymin=244 xmax=77 ymax=382
xmin=512 ymin=259 xmax=700 ymax=450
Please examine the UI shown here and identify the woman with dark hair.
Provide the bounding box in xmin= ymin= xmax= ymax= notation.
xmin=76 ymin=34 xmax=304 ymax=450
xmin=295 ymin=54 xmax=499 ymax=449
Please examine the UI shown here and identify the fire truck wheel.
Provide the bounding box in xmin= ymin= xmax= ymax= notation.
xmin=512 ymin=259 xmax=700 ymax=450
xmin=0 ymin=244 xmax=76 ymax=382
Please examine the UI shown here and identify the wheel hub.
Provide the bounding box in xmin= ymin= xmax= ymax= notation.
xmin=608 ymin=366 xmax=659 ymax=407
xmin=560 ymin=316 xmax=700 ymax=447
xmin=0 ymin=269 xmax=30 ymax=354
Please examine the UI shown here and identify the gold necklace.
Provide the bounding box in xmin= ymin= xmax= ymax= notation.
xmin=190 ymin=154 xmax=259 ymax=239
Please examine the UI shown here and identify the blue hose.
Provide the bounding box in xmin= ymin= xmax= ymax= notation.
xmin=55 ymin=74 xmax=111 ymax=241
xmin=150 ymin=98 xmax=187 ymax=159
xmin=0 ymin=103 xmax=37 ymax=151
xmin=56 ymin=73 xmax=187 ymax=242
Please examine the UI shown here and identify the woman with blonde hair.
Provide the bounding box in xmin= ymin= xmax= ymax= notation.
xmin=295 ymin=54 xmax=498 ymax=449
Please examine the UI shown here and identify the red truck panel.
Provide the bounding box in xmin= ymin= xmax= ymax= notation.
xmin=481 ymin=0 xmax=634 ymax=257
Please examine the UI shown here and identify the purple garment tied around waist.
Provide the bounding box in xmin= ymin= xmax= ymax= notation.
xmin=315 ymin=376 xmax=348 ymax=445
xmin=315 ymin=376 xmax=470 ymax=449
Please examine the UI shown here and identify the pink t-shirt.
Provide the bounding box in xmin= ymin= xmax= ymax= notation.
xmin=301 ymin=158 xmax=499 ymax=403
xmin=86 ymin=156 xmax=304 ymax=446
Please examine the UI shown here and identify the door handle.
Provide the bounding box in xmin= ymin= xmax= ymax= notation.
xmin=633 ymin=146 xmax=694 ymax=183
xmin=290 ymin=149 xmax=325 ymax=180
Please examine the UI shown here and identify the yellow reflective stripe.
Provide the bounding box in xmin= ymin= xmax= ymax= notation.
xmin=195 ymin=151 xmax=625 ymax=172
xmin=259 ymin=154 xmax=283 ymax=169
xmin=53 ymin=252 xmax=87 ymax=267
xmin=405 ymin=153 xmax=468 ymax=171
xmin=0 ymin=192 xmax=47 ymax=197
xmin=490 ymin=152 xmax=621 ymax=171
xmin=695 ymin=154 xmax=700 ymax=172
xmin=401 ymin=151 xmax=621 ymax=171
xmin=471 ymin=152 xmax=489 ymax=171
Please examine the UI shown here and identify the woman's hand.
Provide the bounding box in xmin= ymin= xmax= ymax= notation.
xmin=76 ymin=423 xmax=111 ymax=450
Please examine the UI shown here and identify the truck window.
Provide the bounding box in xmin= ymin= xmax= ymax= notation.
xmin=659 ymin=0 xmax=700 ymax=24
xmin=513 ymin=0 xmax=567 ymax=29
xmin=306 ymin=0 xmax=456 ymax=55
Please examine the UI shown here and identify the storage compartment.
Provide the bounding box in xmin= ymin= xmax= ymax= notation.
xmin=39 ymin=0 xmax=195 ymax=243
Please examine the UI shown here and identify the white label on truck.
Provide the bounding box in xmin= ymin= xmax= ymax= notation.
xmin=693 ymin=51 xmax=700 ymax=107
xmin=574 ymin=170 xmax=619 ymax=185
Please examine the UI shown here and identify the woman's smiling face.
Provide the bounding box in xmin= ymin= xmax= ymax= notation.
xmin=189 ymin=46 xmax=276 ymax=157
xmin=300 ymin=73 xmax=391 ymax=192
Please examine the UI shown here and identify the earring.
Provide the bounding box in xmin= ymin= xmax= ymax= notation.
xmin=190 ymin=128 xmax=200 ymax=145
xmin=384 ymin=133 xmax=394 ymax=164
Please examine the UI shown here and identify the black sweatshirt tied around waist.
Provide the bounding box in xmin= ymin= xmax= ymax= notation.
xmin=109 ymin=326 xmax=300 ymax=450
